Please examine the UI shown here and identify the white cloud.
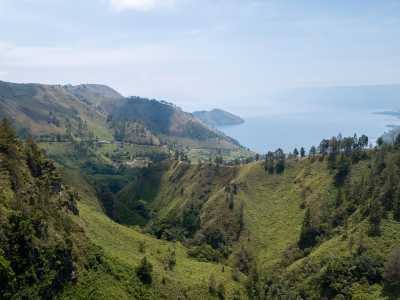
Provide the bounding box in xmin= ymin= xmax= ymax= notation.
xmin=106 ymin=0 xmax=176 ymax=12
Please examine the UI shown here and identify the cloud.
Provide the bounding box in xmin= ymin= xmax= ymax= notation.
xmin=0 ymin=71 xmax=8 ymax=79
xmin=106 ymin=0 xmax=176 ymax=12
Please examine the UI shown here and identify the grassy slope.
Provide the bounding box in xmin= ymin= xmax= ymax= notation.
xmin=69 ymin=202 xmax=247 ymax=299
xmin=0 ymin=81 xmax=113 ymax=141
xmin=116 ymin=158 xmax=332 ymax=266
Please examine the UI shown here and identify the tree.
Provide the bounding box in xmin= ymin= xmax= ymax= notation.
xmin=318 ymin=139 xmax=329 ymax=155
xmin=353 ymin=133 xmax=359 ymax=149
xmin=359 ymin=134 xmax=369 ymax=149
xmin=309 ymin=146 xmax=317 ymax=157
xmin=0 ymin=118 xmax=19 ymax=154
xmin=377 ymin=137 xmax=384 ymax=147
xmin=267 ymin=151 xmax=275 ymax=162
xmin=394 ymin=133 xmax=400 ymax=149
xmin=300 ymin=147 xmax=306 ymax=157
xmin=369 ymin=199 xmax=382 ymax=232
xmin=293 ymin=148 xmax=299 ymax=159
xmin=383 ymin=246 xmax=400 ymax=286
xmin=299 ymin=207 xmax=319 ymax=249
xmin=234 ymin=158 xmax=241 ymax=166
xmin=255 ymin=153 xmax=260 ymax=161
xmin=342 ymin=137 xmax=353 ymax=153
xmin=135 ymin=257 xmax=153 ymax=284
xmin=329 ymin=136 xmax=338 ymax=153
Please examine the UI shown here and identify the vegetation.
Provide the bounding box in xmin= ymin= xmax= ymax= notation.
xmin=3 ymin=80 xmax=400 ymax=299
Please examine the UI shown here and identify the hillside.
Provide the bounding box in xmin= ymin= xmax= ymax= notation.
xmin=4 ymin=115 xmax=400 ymax=299
xmin=61 ymin=84 xmax=242 ymax=149
xmin=0 ymin=81 xmax=113 ymax=141
xmin=0 ymin=81 xmax=252 ymax=196
xmin=0 ymin=119 xmax=250 ymax=299
xmin=193 ymin=108 xmax=245 ymax=126
xmin=116 ymin=140 xmax=400 ymax=299
xmin=86 ymin=84 xmax=123 ymax=97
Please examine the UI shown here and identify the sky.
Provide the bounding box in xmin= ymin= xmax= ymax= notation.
xmin=0 ymin=0 xmax=399 ymax=111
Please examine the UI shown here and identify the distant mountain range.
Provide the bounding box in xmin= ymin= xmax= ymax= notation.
xmin=193 ymin=108 xmax=244 ymax=126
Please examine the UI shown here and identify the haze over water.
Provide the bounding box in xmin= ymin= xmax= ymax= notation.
xmin=215 ymin=108 xmax=398 ymax=155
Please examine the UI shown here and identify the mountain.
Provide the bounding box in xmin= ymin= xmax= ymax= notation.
xmin=193 ymin=108 xmax=245 ymax=126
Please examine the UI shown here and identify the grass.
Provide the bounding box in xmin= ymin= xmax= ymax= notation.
xmin=63 ymin=201 xmax=247 ymax=299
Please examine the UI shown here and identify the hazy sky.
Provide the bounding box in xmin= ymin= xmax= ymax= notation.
xmin=0 ymin=0 xmax=399 ymax=111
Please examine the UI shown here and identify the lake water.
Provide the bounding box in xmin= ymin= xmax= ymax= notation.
xmin=215 ymin=109 xmax=399 ymax=154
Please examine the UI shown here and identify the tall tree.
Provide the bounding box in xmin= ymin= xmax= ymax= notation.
xmin=300 ymin=147 xmax=306 ymax=157
xmin=293 ymin=148 xmax=299 ymax=159
xmin=309 ymin=146 xmax=316 ymax=157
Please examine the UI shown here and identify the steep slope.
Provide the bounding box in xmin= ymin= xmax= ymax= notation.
xmin=193 ymin=108 xmax=245 ymax=126
xmin=0 ymin=118 xmax=251 ymax=299
xmin=117 ymin=144 xmax=400 ymax=299
xmin=59 ymin=168 xmax=117 ymax=220
xmin=0 ymin=119 xmax=84 ymax=298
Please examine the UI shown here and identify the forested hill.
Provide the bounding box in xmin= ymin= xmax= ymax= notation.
xmin=193 ymin=108 xmax=245 ymax=126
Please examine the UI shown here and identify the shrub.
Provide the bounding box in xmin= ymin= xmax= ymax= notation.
xmin=136 ymin=257 xmax=153 ymax=284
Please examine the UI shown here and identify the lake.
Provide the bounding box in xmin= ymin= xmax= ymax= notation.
xmin=214 ymin=109 xmax=399 ymax=155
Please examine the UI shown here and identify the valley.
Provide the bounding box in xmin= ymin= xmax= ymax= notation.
xmin=1 ymin=81 xmax=400 ymax=299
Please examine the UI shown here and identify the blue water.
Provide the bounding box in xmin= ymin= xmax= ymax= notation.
xmin=215 ymin=109 xmax=399 ymax=154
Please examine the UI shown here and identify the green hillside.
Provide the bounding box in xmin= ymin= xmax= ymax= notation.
xmin=116 ymin=141 xmax=400 ymax=299
xmin=0 ymin=119 xmax=248 ymax=299
xmin=0 ymin=81 xmax=113 ymax=142
xmin=3 ymin=79 xmax=400 ymax=299
xmin=193 ymin=108 xmax=245 ymax=126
